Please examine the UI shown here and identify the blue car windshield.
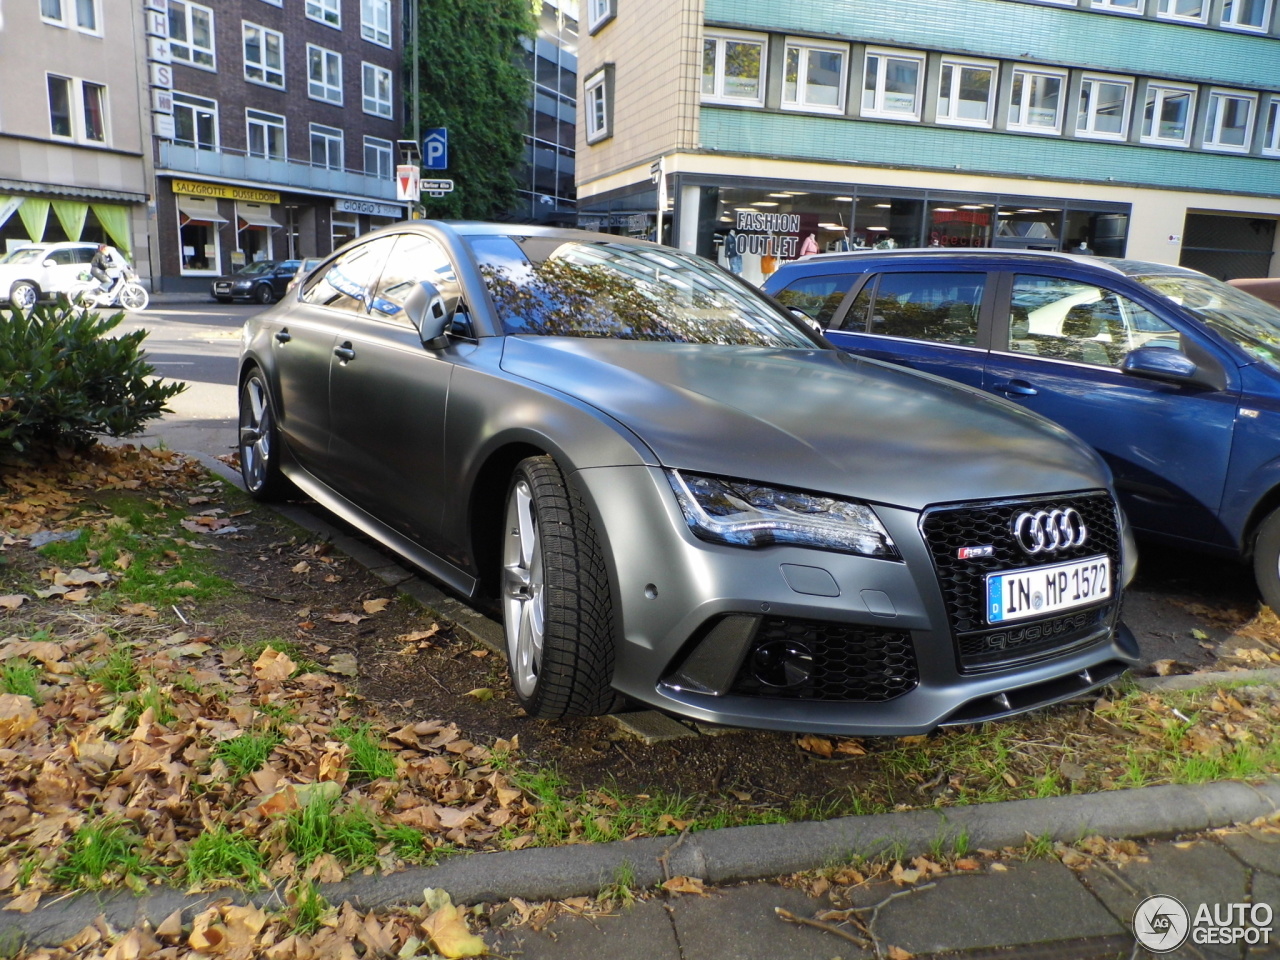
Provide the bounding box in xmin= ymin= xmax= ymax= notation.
xmin=466 ymin=235 xmax=819 ymax=348
xmin=1137 ymin=274 xmax=1280 ymax=373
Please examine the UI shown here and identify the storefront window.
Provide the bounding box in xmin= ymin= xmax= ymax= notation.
xmin=854 ymin=197 xmax=924 ymax=249
xmin=994 ymin=205 xmax=1063 ymax=250
xmin=176 ymin=194 xmax=225 ymax=274
xmin=331 ymin=213 xmax=357 ymax=250
xmin=927 ymin=200 xmax=993 ymax=248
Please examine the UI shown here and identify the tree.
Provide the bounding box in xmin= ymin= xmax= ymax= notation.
xmin=407 ymin=0 xmax=534 ymax=220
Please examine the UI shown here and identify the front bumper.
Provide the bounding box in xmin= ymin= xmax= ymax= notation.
xmin=573 ymin=465 xmax=1139 ymax=736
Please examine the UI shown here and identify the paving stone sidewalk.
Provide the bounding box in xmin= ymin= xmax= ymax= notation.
xmin=487 ymin=829 xmax=1280 ymax=960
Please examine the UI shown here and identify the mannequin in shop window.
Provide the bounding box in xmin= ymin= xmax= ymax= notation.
xmin=799 ymin=233 xmax=819 ymax=257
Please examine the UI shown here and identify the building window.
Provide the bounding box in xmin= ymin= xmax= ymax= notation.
xmin=47 ymin=75 xmax=107 ymax=143
xmin=1264 ymin=100 xmax=1280 ymax=157
xmin=861 ymin=48 xmax=925 ymax=120
xmin=584 ymin=66 xmax=611 ymax=143
xmin=1092 ymin=0 xmax=1142 ymax=11
xmin=782 ymin=38 xmax=847 ymax=114
xmin=1203 ymin=89 xmax=1256 ymax=152
xmin=1156 ymin=0 xmax=1208 ymax=22
xmin=173 ymin=92 xmax=218 ymax=150
xmin=169 ymin=1 xmax=215 ymax=69
xmin=1222 ymin=0 xmax=1272 ymax=29
xmin=362 ymin=62 xmax=392 ymax=118
xmin=176 ymin=194 xmax=224 ymax=275
xmin=246 ymin=109 xmax=285 ymax=160
xmin=1007 ymin=67 xmax=1066 ymax=133
xmin=243 ymin=23 xmax=284 ymax=89
xmin=47 ymin=75 xmax=73 ymax=138
xmin=1076 ymin=74 xmax=1132 ymax=140
xmin=308 ymin=45 xmax=343 ymax=104
xmin=937 ymin=58 xmax=996 ymax=127
xmin=360 ymin=0 xmax=391 ymax=46
xmin=41 ymin=0 xmax=100 ymax=33
xmin=586 ymin=0 xmax=615 ymax=33
xmin=1141 ymin=83 xmax=1195 ymax=146
xmin=310 ymin=123 xmax=344 ymax=170
xmin=701 ymin=31 xmax=766 ymax=106
xmin=306 ymin=0 xmax=340 ymax=28
xmin=364 ymin=136 xmax=393 ymax=178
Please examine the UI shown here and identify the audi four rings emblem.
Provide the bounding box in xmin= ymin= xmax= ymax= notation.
xmin=1012 ymin=509 xmax=1088 ymax=555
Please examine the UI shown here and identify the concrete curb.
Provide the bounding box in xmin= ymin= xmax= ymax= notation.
xmin=4 ymin=778 xmax=1279 ymax=946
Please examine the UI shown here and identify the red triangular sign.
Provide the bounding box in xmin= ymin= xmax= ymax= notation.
xmin=399 ymin=173 xmax=411 ymax=196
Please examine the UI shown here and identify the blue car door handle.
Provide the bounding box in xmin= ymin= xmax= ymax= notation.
xmin=994 ymin=379 xmax=1038 ymax=397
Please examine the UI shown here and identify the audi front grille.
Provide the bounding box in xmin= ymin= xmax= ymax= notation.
xmin=920 ymin=492 xmax=1121 ymax=674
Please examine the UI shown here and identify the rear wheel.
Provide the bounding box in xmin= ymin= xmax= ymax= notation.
xmin=238 ymin=368 xmax=291 ymax=501
xmin=501 ymin=456 xmax=621 ymax=718
xmin=1253 ymin=508 xmax=1280 ymax=613
xmin=9 ymin=282 xmax=37 ymax=311
xmin=253 ymin=283 xmax=275 ymax=305
xmin=119 ymin=283 xmax=149 ymax=311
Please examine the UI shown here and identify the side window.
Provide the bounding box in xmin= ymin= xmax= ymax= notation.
xmin=772 ymin=274 xmax=856 ymax=326
xmin=1006 ymin=274 xmax=1180 ymax=367
xmin=50 ymin=249 xmax=79 ymax=265
xmin=301 ymin=237 xmax=394 ymax=312
xmin=74 ymin=248 xmax=98 ymax=264
xmin=859 ymin=272 xmax=984 ymax=345
xmin=368 ymin=233 xmax=460 ymax=323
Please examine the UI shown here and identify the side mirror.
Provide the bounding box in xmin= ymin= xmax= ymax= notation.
xmin=42 ymin=258 xmax=57 ymax=268
xmin=1121 ymin=346 xmax=1207 ymax=387
xmin=403 ymin=280 xmax=452 ymax=348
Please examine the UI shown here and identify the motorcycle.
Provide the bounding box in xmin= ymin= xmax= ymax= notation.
xmin=67 ymin=264 xmax=149 ymax=312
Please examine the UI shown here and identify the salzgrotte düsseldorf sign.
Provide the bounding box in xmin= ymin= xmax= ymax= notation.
xmin=733 ymin=210 xmax=802 ymax=258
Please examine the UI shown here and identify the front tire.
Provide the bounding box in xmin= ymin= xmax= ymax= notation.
xmin=119 ymin=283 xmax=149 ymax=311
xmin=1254 ymin=508 xmax=1280 ymax=612
xmin=238 ymin=368 xmax=291 ymax=501
xmin=9 ymin=282 xmax=37 ymax=311
xmin=253 ymin=284 xmax=275 ymax=305
xmin=501 ymin=456 xmax=621 ymax=718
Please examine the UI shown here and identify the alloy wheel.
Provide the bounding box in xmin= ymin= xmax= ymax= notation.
xmin=239 ymin=376 xmax=272 ymax=493
xmin=502 ymin=478 xmax=545 ymax=699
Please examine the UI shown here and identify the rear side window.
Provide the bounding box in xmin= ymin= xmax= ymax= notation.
xmin=772 ymin=274 xmax=857 ymax=326
xmin=842 ymin=272 xmax=984 ymax=345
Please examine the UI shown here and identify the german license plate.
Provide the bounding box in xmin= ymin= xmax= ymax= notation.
xmin=986 ymin=555 xmax=1111 ymax=624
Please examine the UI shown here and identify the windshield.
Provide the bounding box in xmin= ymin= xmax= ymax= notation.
xmin=466 ymin=236 xmax=820 ymax=348
xmin=0 ymin=248 xmax=45 ymax=266
xmin=234 ymin=261 xmax=276 ymax=276
xmin=1136 ymin=273 xmax=1280 ymax=373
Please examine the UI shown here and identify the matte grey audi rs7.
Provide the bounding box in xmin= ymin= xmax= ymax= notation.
xmin=237 ymin=222 xmax=1139 ymax=735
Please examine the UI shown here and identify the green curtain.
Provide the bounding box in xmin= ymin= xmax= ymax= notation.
xmin=51 ymin=200 xmax=89 ymax=241
xmin=92 ymin=203 xmax=131 ymax=258
xmin=0 ymin=197 xmax=20 ymax=231
xmin=17 ymin=199 xmax=50 ymax=242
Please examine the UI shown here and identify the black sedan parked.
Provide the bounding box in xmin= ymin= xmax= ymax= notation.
xmin=211 ymin=260 xmax=300 ymax=304
xmin=237 ymin=222 xmax=1138 ymax=735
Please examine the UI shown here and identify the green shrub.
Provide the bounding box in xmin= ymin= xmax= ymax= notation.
xmin=0 ymin=302 xmax=185 ymax=453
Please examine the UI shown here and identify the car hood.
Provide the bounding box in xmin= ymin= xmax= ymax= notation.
xmin=500 ymin=337 xmax=1108 ymax=510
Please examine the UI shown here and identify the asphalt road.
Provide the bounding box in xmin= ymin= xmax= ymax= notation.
xmin=117 ymin=300 xmax=257 ymax=460
xmin=119 ymin=299 xmax=1260 ymax=672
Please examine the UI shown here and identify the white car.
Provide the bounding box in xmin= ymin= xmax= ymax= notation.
xmin=0 ymin=242 xmax=100 ymax=310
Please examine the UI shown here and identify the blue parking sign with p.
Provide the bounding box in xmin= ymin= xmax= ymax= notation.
xmin=423 ymin=128 xmax=448 ymax=170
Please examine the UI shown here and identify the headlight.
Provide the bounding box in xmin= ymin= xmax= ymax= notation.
xmin=667 ymin=470 xmax=899 ymax=558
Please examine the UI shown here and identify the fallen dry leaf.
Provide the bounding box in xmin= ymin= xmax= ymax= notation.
xmin=0 ymin=595 xmax=28 ymax=610
xmin=362 ymin=598 xmax=391 ymax=614
xmin=661 ymin=876 xmax=708 ymax=896
xmin=254 ymin=647 xmax=297 ymax=681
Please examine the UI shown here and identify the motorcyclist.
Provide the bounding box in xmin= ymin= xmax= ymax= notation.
xmin=90 ymin=243 xmax=126 ymax=300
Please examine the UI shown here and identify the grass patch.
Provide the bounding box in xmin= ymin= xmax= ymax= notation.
xmin=185 ymin=826 xmax=268 ymax=890
xmin=51 ymin=818 xmax=151 ymax=889
xmin=283 ymin=793 xmax=382 ymax=869
xmin=0 ymin=659 xmax=41 ymax=703
xmin=598 ymin=860 xmax=637 ymax=908
xmin=333 ymin=723 xmax=398 ymax=782
xmin=90 ymin=647 xmax=139 ymax=695
xmin=288 ymin=880 xmax=330 ymax=936
xmin=213 ymin=729 xmax=285 ymax=780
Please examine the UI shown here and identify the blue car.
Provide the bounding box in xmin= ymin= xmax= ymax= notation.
xmin=763 ymin=249 xmax=1280 ymax=607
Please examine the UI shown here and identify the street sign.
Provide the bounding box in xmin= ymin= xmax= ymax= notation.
xmin=420 ymin=179 xmax=454 ymax=197
xmin=423 ymin=128 xmax=448 ymax=170
xmin=395 ymin=164 xmax=420 ymax=202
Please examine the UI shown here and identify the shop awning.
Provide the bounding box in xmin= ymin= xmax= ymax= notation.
xmin=237 ymin=207 xmax=282 ymax=229
xmin=177 ymin=197 xmax=228 ymax=224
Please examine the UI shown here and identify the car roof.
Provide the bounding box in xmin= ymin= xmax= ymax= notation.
xmin=779 ymin=247 xmax=1207 ymax=281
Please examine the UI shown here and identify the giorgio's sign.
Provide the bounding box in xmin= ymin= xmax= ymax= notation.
xmin=733 ymin=211 xmax=801 ymax=258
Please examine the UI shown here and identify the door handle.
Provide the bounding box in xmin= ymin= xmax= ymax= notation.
xmin=333 ymin=343 xmax=356 ymax=362
xmin=994 ymin=379 xmax=1038 ymax=397
xmin=274 ymin=329 xmax=291 ymax=343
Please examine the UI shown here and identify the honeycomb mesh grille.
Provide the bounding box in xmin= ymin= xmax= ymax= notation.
xmin=920 ymin=492 xmax=1120 ymax=673
xmin=730 ymin=616 xmax=918 ymax=702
